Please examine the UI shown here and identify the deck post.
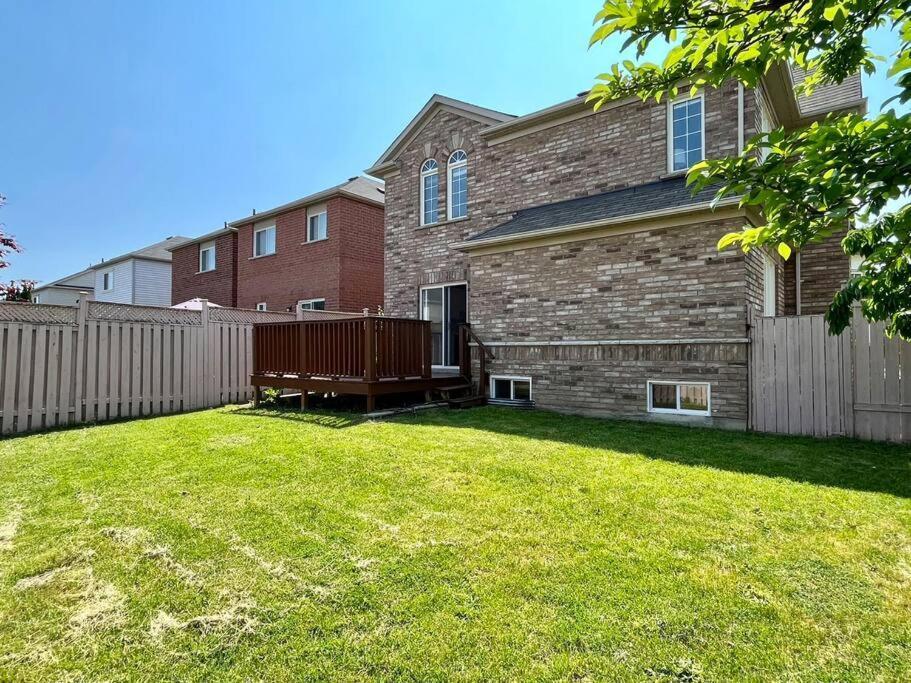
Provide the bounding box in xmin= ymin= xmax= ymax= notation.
xmin=253 ymin=384 xmax=261 ymax=407
xmin=366 ymin=392 xmax=376 ymax=413
xmin=300 ymin=390 xmax=309 ymax=410
xmin=458 ymin=325 xmax=470 ymax=380
xmin=422 ymin=321 xmax=432 ymax=379
xmin=364 ymin=317 xmax=377 ymax=382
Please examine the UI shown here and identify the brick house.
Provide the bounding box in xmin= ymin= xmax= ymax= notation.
xmin=171 ymin=177 xmax=386 ymax=313
xmin=365 ymin=64 xmax=865 ymax=429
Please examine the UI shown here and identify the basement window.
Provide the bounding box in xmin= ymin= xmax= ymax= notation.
xmin=647 ymin=381 xmax=710 ymax=416
xmin=298 ymin=299 xmax=326 ymax=311
xmin=490 ymin=376 xmax=532 ymax=403
xmin=256 ymin=302 xmax=267 ymax=311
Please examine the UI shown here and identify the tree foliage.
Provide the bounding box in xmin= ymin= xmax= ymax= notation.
xmin=0 ymin=193 xmax=34 ymax=302
xmin=588 ymin=0 xmax=911 ymax=339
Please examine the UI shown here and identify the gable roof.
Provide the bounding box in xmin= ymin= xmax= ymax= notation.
xmin=789 ymin=65 xmax=865 ymax=118
xmin=365 ymin=95 xmax=514 ymax=177
xmin=33 ymin=268 xmax=96 ymax=293
xmin=89 ymin=236 xmax=192 ymax=270
xmin=227 ymin=176 xmax=385 ymax=227
xmin=457 ymin=178 xmax=737 ymax=250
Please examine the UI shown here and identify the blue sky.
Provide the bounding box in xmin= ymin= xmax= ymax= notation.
xmin=0 ymin=1 xmax=904 ymax=284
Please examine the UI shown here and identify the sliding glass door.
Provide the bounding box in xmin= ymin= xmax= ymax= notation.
xmin=420 ymin=283 xmax=467 ymax=368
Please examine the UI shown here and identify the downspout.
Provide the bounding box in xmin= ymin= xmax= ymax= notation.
xmin=737 ymin=83 xmax=745 ymax=154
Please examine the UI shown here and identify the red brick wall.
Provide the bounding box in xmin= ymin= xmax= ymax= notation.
xmin=170 ymin=231 xmax=237 ymax=307
xmin=235 ymin=196 xmax=384 ymax=312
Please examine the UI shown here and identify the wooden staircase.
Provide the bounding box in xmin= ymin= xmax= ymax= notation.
xmin=438 ymin=324 xmax=495 ymax=409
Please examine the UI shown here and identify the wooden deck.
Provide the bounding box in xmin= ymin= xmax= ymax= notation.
xmin=250 ymin=317 xmax=481 ymax=411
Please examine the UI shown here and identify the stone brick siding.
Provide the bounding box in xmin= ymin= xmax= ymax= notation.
xmin=235 ymin=196 xmax=384 ymax=312
xmin=170 ymin=231 xmax=237 ymax=307
xmin=479 ymin=341 xmax=747 ymax=429
xmin=383 ymin=82 xmax=744 ymax=319
xmin=797 ymin=231 xmax=849 ymax=314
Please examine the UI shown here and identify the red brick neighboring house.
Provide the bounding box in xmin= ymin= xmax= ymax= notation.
xmin=231 ymin=177 xmax=385 ymax=312
xmin=170 ymin=177 xmax=385 ymax=313
xmin=170 ymin=227 xmax=238 ymax=307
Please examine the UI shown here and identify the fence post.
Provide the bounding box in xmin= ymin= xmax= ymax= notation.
xmin=73 ymin=298 xmax=89 ymax=423
xmin=364 ymin=317 xmax=377 ymax=381
xmin=296 ymin=303 xmax=303 ymax=321
xmin=200 ymin=299 xmax=211 ymax=406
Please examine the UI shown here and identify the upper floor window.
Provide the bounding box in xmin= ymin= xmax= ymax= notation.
xmin=447 ymin=150 xmax=468 ymax=220
xmin=253 ymin=223 xmax=276 ymax=257
xmin=420 ymin=159 xmax=439 ymax=226
xmin=102 ymin=270 xmax=114 ymax=291
xmin=308 ymin=211 xmax=328 ymax=242
xmin=199 ymin=240 xmax=216 ymax=272
xmin=668 ymin=94 xmax=704 ymax=172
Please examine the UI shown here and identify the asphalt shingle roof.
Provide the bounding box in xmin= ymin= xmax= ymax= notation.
xmin=466 ymin=177 xmax=722 ymax=243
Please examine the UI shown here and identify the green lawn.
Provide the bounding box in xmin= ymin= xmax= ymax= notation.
xmin=1 ymin=406 xmax=909 ymax=681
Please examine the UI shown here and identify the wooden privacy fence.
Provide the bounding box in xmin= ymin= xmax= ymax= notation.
xmin=0 ymin=300 xmax=295 ymax=435
xmin=750 ymin=310 xmax=911 ymax=442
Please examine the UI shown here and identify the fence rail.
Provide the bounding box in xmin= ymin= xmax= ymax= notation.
xmin=0 ymin=300 xmax=295 ymax=435
xmin=750 ymin=310 xmax=910 ymax=442
xmin=252 ymin=317 xmax=432 ymax=381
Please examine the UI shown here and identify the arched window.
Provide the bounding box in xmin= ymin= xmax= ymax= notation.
xmin=447 ymin=150 xmax=468 ymax=220
xmin=420 ymin=159 xmax=439 ymax=226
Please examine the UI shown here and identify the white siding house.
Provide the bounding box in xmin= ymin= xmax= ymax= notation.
xmin=90 ymin=236 xmax=191 ymax=307
xmin=31 ymin=269 xmax=96 ymax=306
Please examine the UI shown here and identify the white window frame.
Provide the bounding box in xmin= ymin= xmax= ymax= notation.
xmin=298 ymin=298 xmax=326 ymax=311
xmin=253 ymin=224 xmax=276 ymax=257
xmin=489 ymin=375 xmax=533 ymax=402
xmin=256 ymin=302 xmax=267 ymax=311
xmin=647 ymin=380 xmax=711 ymax=416
xmin=199 ymin=240 xmax=216 ymax=272
xmin=762 ymin=252 xmax=777 ymax=316
xmin=667 ymin=92 xmax=706 ymax=173
xmin=419 ymin=159 xmax=439 ymax=226
xmin=33 ymin=294 xmax=40 ymax=304
xmin=419 ymin=281 xmax=468 ymax=370
xmin=307 ymin=210 xmax=328 ymax=243
xmin=102 ymin=270 xmax=114 ymax=291
xmin=447 ymin=150 xmax=468 ymax=221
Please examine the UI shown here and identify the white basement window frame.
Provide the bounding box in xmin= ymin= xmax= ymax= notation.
xmin=647 ymin=380 xmax=711 ymax=416
xmin=199 ymin=240 xmax=216 ymax=272
xmin=667 ymin=92 xmax=705 ymax=173
xmin=253 ymin=223 xmax=276 ymax=257
xmin=489 ymin=375 xmax=532 ymax=402
xmin=298 ymin=298 xmax=326 ymax=311
xmin=102 ymin=270 xmax=114 ymax=291
xmin=256 ymin=302 xmax=267 ymax=311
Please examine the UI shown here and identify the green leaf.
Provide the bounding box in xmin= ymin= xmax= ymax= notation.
xmin=777 ymin=243 xmax=792 ymax=260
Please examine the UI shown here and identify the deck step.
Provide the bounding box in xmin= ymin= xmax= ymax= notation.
xmin=436 ymin=383 xmax=472 ymax=393
xmin=448 ymin=395 xmax=487 ymax=409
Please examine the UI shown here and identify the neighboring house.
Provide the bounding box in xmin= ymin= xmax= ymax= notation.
xmin=171 ymin=177 xmax=385 ymax=312
xmin=31 ymin=268 xmax=96 ymax=306
xmin=365 ymin=64 xmax=864 ymax=429
xmin=169 ymin=227 xmax=239 ymax=307
xmin=91 ymin=236 xmax=192 ymax=307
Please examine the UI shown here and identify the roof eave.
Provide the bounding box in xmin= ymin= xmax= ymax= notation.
xmin=166 ymin=227 xmax=237 ymax=251
xmin=227 ymin=187 xmax=384 ymax=228
xmin=451 ymin=197 xmax=744 ymax=252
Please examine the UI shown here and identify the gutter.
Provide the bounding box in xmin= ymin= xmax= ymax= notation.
xmin=451 ymin=196 xmax=743 ymax=251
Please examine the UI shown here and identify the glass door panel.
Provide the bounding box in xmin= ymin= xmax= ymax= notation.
xmin=420 ymin=287 xmax=444 ymax=366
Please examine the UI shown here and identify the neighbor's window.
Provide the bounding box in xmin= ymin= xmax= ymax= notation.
xmin=308 ymin=211 xmax=327 ymax=242
xmin=490 ymin=376 xmax=532 ymax=403
xmin=256 ymin=302 xmax=267 ymax=311
xmin=199 ymin=240 xmax=216 ymax=272
xmin=447 ymin=150 xmax=468 ymax=220
xmin=669 ymin=94 xmax=704 ymax=172
xmin=299 ymin=299 xmax=326 ymax=311
xmin=762 ymin=252 xmax=776 ymax=316
xmin=33 ymin=294 xmax=40 ymax=304
xmin=420 ymin=158 xmax=439 ymax=226
xmin=647 ymin=381 xmax=710 ymax=416
xmin=253 ymin=224 xmax=276 ymax=257
xmin=102 ymin=270 xmax=114 ymax=291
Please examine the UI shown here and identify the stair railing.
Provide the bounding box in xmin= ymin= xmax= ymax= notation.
xmin=458 ymin=323 xmax=495 ymax=398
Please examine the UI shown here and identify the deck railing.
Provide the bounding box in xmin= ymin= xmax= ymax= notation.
xmin=253 ymin=317 xmax=432 ymax=381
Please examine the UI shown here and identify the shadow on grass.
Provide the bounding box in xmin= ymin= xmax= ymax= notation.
xmin=393 ymin=407 xmax=911 ymax=499
xmin=232 ymin=406 xmax=365 ymax=430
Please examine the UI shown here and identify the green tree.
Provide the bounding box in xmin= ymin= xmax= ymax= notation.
xmin=0 ymin=193 xmax=35 ymax=302
xmin=588 ymin=0 xmax=911 ymax=339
